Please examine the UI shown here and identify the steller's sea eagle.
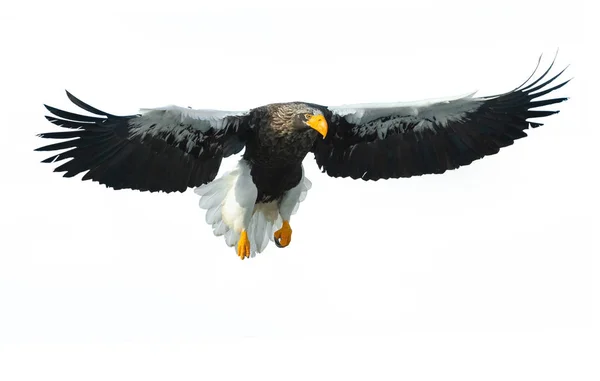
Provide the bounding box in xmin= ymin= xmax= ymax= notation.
xmin=36 ymin=56 xmax=569 ymax=259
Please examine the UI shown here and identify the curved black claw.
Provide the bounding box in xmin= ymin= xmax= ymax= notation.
xmin=274 ymin=235 xmax=284 ymax=248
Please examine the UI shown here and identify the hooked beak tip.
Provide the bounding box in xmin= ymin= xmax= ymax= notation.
xmin=307 ymin=114 xmax=328 ymax=138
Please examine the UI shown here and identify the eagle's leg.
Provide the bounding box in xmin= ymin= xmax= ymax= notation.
xmin=237 ymin=230 xmax=251 ymax=260
xmin=274 ymin=165 xmax=308 ymax=249
xmin=219 ymin=160 xmax=258 ymax=260
xmin=274 ymin=221 xmax=292 ymax=248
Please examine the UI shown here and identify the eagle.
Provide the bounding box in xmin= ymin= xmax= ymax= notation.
xmin=36 ymin=57 xmax=569 ymax=260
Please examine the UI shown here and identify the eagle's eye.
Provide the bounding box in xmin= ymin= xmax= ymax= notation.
xmin=304 ymin=113 xmax=313 ymax=120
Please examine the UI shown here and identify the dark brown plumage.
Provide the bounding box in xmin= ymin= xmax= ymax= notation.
xmin=35 ymin=59 xmax=569 ymax=201
xmin=34 ymin=56 xmax=570 ymax=258
xmin=243 ymin=103 xmax=323 ymax=202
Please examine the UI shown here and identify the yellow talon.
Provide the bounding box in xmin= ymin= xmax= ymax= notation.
xmin=274 ymin=221 xmax=292 ymax=248
xmin=237 ymin=230 xmax=251 ymax=260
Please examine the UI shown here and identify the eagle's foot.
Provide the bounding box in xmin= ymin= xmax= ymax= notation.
xmin=274 ymin=221 xmax=292 ymax=248
xmin=237 ymin=230 xmax=251 ymax=260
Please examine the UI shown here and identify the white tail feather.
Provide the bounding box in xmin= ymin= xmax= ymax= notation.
xmin=213 ymin=220 xmax=228 ymax=236
xmin=194 ymin=161 xmax=311 ymax=258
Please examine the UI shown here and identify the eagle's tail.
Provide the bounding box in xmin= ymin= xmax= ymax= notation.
xmin=194 ymin=161 xmax=287 ymax=258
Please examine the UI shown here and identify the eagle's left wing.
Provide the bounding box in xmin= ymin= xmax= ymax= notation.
xmin=313 ymin=58 xmax=570 ymax=180
xmin=36 ymin=91 xmax=251 ymax=193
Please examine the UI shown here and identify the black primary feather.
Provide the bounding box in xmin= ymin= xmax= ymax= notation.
xmin=313 ymin=59 xmax=570 ymax=181
xmin=36 ymin=91 xmax=250 ymax=193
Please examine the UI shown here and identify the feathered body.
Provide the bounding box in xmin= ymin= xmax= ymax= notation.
xmin=194 ymin=103 xmax=323 ymax=257
xmin=244 ymin=103 xmax=321 ymax=202
xmin=35 ymin=55 xmax=570 ymax=259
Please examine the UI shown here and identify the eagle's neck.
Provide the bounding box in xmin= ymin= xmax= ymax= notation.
xmin=243 ymin=125 xmax=315 ymax=168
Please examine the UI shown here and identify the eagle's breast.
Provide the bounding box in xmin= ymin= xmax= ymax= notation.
xmin=241 ymin=103 xmax=319 ymax=202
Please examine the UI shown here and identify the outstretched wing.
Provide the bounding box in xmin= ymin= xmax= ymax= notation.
xmin=312 ymin=57 xmax=570 ymax=180
xmin=36 ymin=91 xmax=251 ymax=193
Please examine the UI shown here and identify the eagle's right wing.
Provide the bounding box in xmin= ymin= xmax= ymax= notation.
xmin=36 ymin=91 xmax=251 ymax=193
xmin=313 ymin=57 xmax=570 ymax=180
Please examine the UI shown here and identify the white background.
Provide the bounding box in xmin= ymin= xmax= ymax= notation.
xmin=1 ymin=0 xmax=598 ymax=380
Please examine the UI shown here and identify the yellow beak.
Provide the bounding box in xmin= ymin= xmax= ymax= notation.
xmin=306 ymin=114 xmax=328 ymax=138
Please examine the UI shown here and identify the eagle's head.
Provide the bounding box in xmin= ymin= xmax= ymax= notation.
xmin=271 ymin=103 xmax=328 ymax=138
xmin=291 ymin=106 xmax=328 ymax=138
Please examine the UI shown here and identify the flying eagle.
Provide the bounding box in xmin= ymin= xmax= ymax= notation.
xmin=36 ymin=57 xmax=569 ymax=259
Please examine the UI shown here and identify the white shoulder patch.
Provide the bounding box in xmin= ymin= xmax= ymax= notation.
xmin=328 ymin=92 xmax=483 ymax=135
xmin=136 ymin=105 xmax=248 ymax=132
